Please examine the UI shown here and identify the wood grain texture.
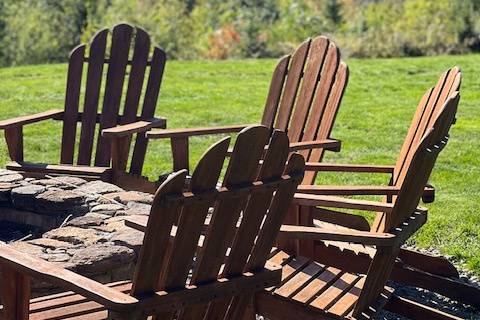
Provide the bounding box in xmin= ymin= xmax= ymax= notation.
xmin=130 ymin=46 xmax=167 ymax=174
xmin=261 ymin=55 xmax=290 ymax=129
xmin=77 ymin=28 xmax=108 ymax=165
xmin=287 ymin=36 xmax=329 ymax=142
xmin=4 ymin=126 xmax=23 ymax=162
xmin=61 ymin=44 xmax=85 ymax=164
xmin=95 ymin=23 xmax=134 ymax=166
xmin=274 ymin=39 xmax=311 ymax=131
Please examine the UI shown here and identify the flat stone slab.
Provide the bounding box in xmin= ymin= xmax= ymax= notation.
xmin=69 ymin=243 xmax=135 ymax=274
xmin=43 ymin=226 xmax=108 ymax=245
xmin=103 ymin=191 xmax=154 ymax=205
xmin=0 ymin=173 xmax=24 ymax=183
xmin=35 ymin=189 xmax=87 ymax=215
xmin=78 ymin=181 xmax=123 ymax=195
xmin=32 ymin=176 xmax=87 ymax=189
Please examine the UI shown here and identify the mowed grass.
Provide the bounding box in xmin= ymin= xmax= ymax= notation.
xmin=0 ymin=54 xmax=479 ymax=274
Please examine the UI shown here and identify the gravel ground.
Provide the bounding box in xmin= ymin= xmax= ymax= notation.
xmin=379 ymin=245 xmax=480 ymax=319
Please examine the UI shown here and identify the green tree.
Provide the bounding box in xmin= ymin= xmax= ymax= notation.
xmin=325 ymin=0 xmax=342 ymax=26
xmin=0 ymin=0 xmax=87 ymax=66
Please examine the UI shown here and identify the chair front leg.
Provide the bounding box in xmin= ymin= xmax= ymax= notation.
xmin=0 ymin=265 xmax=30 ymax=320
xmin=171 ymin=136 xmax=189 ymax=172
xmin=111 ymin=136 xmax=130 ymax=173
xmin=4 ymin=126 xmax=24 ymax=162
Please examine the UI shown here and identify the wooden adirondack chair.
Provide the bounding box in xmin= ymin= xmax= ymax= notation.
xmin=125 ymin=100 xmax=459 ymax=320
xmin=253 ymin=91 xmax=461 ymax=320
xmin=146 ymin=36 xmax=348 ymax=179
xmin=0 ymin=24 xmax=167 ymax=192
xmin=288 ymin=94 xmax=474 ymax=317
xmin=0 ymin=126 xmax=306 ymax=319
xmin=283 ymin=68 xmax=480 ymax=311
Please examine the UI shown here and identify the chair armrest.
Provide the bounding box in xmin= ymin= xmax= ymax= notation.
xmin=102 ymin=118 xmax=167 ymax=138
xmin=278 ymin=225 xmax=397 ymax=246
xmin=293 ymin=193 xmax=394 ymax=213
xmin=297 ymin=185 xmax=401 ymax=196
xmin=289 ymin=139 xmax=341 ymax=152
xmin=305 ymin=162 xmax=395 ymax=174
xmin=146 ymin=124 xmax=254 ymax=139
xmin=0 ymin=109 xmax=64 ymax=130
xmin=0 ymin=244 xmax=137 ymax=311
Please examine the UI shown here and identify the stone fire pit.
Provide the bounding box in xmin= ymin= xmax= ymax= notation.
xmin=0 ymin=168 xmax=153 ymax=295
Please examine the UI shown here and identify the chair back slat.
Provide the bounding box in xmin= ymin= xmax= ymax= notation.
xmin=131 ymin=169 xmax=187 ymax=295
xmin=261 ymin=56 xmax=290 ymax=130
xmin=274 ymin=39 xmax=311 ymax=131
xmin=206 ymin=130 xmax=290 ymax=318
xmin=131 ymin=126 xmax=304 ymax=319
xmin=60 ymin=44 xmax=85 ymax=164
xmin=373 ymin=92 xmax=460 ymax=233
xmin=304 ymin=60 xmax=348 ymax=184
xmin=94 ymin=24 xmax=134 ymax=166
xmin=393 ymin=68 xmax=461 ymax=185
xmin=288 ymin=37 xmax=330 ymax=142
xmin=122 ymin=28 xmax=151 ymax=123
xmin=130 ymin=47 xmax=167 ymax=174
xmin=60 ymin=24 xmax=166 ymax=173
xmin=77 ymin=29 xmax=108 ymax=165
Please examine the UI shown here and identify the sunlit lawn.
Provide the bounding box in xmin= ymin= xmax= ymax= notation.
xmin=0 ymin=54 xmax=479 ymax=274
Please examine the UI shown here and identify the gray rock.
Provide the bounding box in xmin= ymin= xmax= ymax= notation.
xmin=0 ymin=169 xmax=18 ymax=176
xmin=35 ymin=189 xmax=86 ymax=215
xmin=84 ymin=212 xmax=111 ymax=220
xmin=104 ymin=191 xmax=154 ymax=205
xmin=43 ymin=226 xmax=107 ymax=245
xmin=69 ymin=243 xmax=135 ymax=274
xmin=110 ymin=227 xmax=145 ymax=252
xmin=90 ymin=203 xmax=125 ymax=216
xmin=0 ymin=173 xmax=23 ymax=183
xmin=28 ymin=238 xmax=72 ymax=250
xmin=33 ymin=176 xmax=87 ymax=189
xmin=41 ymin=252 xmax=71 ymax=263
xmin=124 ymin=201 xmax=151 ymax=215
xmin=66 ymin=215 xmax=106 ymax=228
xmin=11 ymin=184 xmax=46 ymax=210
xmin=78 ymin=181 xmax=123 ymax=195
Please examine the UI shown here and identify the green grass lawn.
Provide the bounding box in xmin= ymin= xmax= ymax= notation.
xmin=0 ymin=54 xmax=479 ymax=275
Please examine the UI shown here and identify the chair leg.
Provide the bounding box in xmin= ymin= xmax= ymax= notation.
xmin=5 ymin=126 xmax=24 ymax=162
xmin=171 ymin=136 xmax=189 ymax=172
xmin=0 ymin=265 xmax=30 ymax=320
xmin=111 ymin=136 xmax=130 ymax=173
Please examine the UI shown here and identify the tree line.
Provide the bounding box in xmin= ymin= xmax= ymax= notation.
xmin=1 ymin=0 xmax=479 ymax=66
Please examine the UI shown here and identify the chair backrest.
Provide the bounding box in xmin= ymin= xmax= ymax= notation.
xmin=352 ymin=92 xmax=459 ymax=315
xmin=60 ymin=23 xmax=166 ymax=174
xmin=260 ymin=36 xmax=349 ymax=184
xmin=392 ymin=67 xmax=461 ymax=187
xmin=372 ymin=92 xmax=460 ymax=233
xmin=130 ymin=126 xmax=305 ymax=319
